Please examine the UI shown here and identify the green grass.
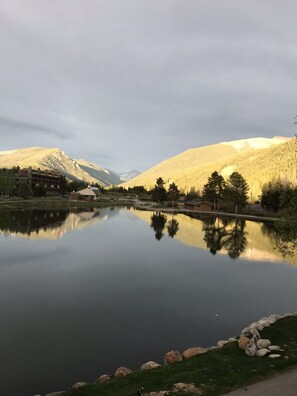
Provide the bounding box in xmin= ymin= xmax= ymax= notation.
xmin=0 ymin=196 xmax=134 ymax=210
xmin=64 ymin=316 xmax=297 ymax=396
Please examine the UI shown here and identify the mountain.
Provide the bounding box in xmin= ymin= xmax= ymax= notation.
xmin=75 ymin=159 xmax=123 ymax=186
xmin=0 ymin=147 xmax=119 ymax=186
xmin=119 ymin=170 xmax=141 ymax=181
xmin=123 ymin=136 xmax=296 ymax=199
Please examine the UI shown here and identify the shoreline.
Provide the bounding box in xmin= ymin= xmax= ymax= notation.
xmin=0 ymin=198 xmax=281 ymax=223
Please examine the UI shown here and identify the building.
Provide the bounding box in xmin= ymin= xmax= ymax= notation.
xmin=17 ymin=168 xmax=63 ymax=192
xmin=184 ymin=200 xmax=213 ymax=211
xmin=73 ymin=187 xmax=97 ymax=201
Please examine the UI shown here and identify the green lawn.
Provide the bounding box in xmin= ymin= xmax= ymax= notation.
xmin=64 ymin=316 xmax=297 ymax=396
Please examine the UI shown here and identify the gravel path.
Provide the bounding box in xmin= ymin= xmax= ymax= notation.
xmin=225 ymin=368 xmax=297 ymax=395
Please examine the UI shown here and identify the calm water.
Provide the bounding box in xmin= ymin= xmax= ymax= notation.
xmin=0 ymin=207 xmax=297 ymax=396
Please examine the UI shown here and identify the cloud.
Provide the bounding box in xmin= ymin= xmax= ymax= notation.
xmin=0 ymin=0 xmax=296 ymax=171
xmin=0 ymin=116 xmax=72 ymax=140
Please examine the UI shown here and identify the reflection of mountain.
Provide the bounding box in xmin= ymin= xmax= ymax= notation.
xmin=0 ymin=208 xmax=115 ymax=240
xmin=132 ymin=209 xmax=297 ymax=266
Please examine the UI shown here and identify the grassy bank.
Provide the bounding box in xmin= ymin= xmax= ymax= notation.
xmin=0 ymin=196 xmax=134 ymax=210
xmin=62 ymin=316 xmax=297 ymax=396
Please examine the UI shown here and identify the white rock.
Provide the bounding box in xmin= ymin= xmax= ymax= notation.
xmin=217 ymin=340 xmax=229 ymax=348
xmin=251 ymin=329 xmax=261 ymax=341
xmin=257 ymin=339 xmax=271 ymax=349
xmin=256 ymin=348 xmax=270 ymax=357
xmin=269 ymin=346 xmax=284 ymax=352
xmin=283 ymin=312 xmax=293 ymax=317
xmin=245 ymin=339 xmax=257 ymax=357
xmin=269 ymin=354 xmax=281 ymax=358
xmin=228 ymin=337 xmax=237 ymax=342
xmin=141 ymin=361 xmax=161 ymax=370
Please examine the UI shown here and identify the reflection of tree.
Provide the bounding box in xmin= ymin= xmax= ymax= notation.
xmin=262 ymin=220 xmax=297 ymax=258
xmin=150 ymin=212 xmax=167 ymax=241
xmin=202 ymin=217 xmax=228 ymax=255
xmin=167 ymin=218 xmax=179 ymax=238
xmin=223 ymin=219 xmax=247 ymax=259
xmin=0 ymin=208 xmax=98 ymax=236
xmin=202 ymin=217 xmax=247 ymax=259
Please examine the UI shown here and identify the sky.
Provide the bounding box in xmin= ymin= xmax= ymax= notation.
xmin=0 ymin=0 xmax=297 ymax=172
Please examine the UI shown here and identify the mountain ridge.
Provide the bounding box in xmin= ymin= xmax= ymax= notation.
xmin=123 ymin=136 xmax=295 ymax=199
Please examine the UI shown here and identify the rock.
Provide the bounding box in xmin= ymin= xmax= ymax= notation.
xmin=245 ymin=339 xmax=257 ymax=357
xmin=208 ymin=346 xmax=218 ymax=351
xmin=268 ymin=314 xmax=282 ymax=322
xmin=269 ymin=345 xmax=284 ymax=352
xmin=144 ymin=392 xmax=168 ymax=396
xmin=283 ymin=312 xmax=293 ymax=317
xmin=95 ymin=374 xmax=112 ymax=383
xmin=257 ymin=339 xmax=271 ymax=349
xmin=172 ymin=382 xmax=203 ymax=394
xmin=164 ymin=350 xmax=182 ymax=364
xmin=269 ymin=354 xmax=281 ymax=358
xmin=251 ymin=329 xmax=261 ymax=342
xmin=217 ymin=340 xmax=228 ymax=348
xmin=114 ymin=366 xmax=133 ymax=377
xmin=228 ymin=337 xmax=237 ymax=342
xmin=45 ymin=393 xmax=66 ymax=396
xmin=238 ymin=336 xmax=250 ymax=350
xmin=72 ymin=382 xmax=88 ymax=389
xmin=182 ymin=347 xmax=207 ymax=359
xmin=141 ymin=361 xmax=161 ymax=370
xmin=256 ymin=348 xmax=270 ymax=357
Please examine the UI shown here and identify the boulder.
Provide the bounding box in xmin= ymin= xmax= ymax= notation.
xmin=164 ymin=350 xmax=182 ymax=364
xmin=141 ymin=361 xmax=161 ymax=370
xmin=144 ymin=392 xmax=168 ymax=396
xmin=95 ymin=374 xmax=112 ymax=384
xmin=217 ymin=340 xmax=228 ymax=348
xmin=269 ymin=345 xmax=284 ymax=352
xmin=269 ymin=354 xmax=281 ymax=359
xmin=45 ymin=393 xmax=66 ymax=396
xmin=238 ymin=336 xmax=250 ymax=350
xmin=257 ymin=339 xmax=271 ymax=349
xmin=182 ymin=347 xmax=207 ymax=359
xmin=114 ymin=366 xmax=133 ymax=377
xmin=245 ymin=339 xmax=257 ymax=357
xmin=172 ymin=382 xmax=203 ymax=394
xmin=256 ymin=348 xmax=270 ymax=357
xmin=251 ymin=329 xmax=261 ymax=342
xmin=72 ymin=382 xmax=88 ymax=389
xmin=228 ymin=337 xmax=237 ymax=343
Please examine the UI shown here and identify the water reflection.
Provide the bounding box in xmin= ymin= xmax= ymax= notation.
xmin=261 ymin=221 xmax=297 ymax=258
xmin=0 ymin=208 xmax=296 ymax=264
xmin=0 ymin=208 xmax=102 ymax=239
xmin=202 ymin=217 xmax=247 ymax=259
xmin=167 ymin=218 xmax=179 ymax=238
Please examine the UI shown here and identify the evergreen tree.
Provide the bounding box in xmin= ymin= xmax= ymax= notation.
xmin=151 ymin=177 xmax=167 ymax=203
xmin=202 ymin=171 xmax=225 ymax=210
xmin=225 ymin=172 xmax=249 ymax=213
xmin=167 ymin=182 xmax=180 ymax=207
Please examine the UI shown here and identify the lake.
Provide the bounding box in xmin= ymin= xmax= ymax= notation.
xmin=0 ymin=207 xmax=296 ymax=396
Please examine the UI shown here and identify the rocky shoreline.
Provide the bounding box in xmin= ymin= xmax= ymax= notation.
xmin=37 ymin=311 xmax=297 ymax=396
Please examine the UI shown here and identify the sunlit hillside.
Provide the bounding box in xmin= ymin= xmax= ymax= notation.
xmin=123 ymin=137 xmax=295 ymax=199
xmin=0 ymin=147 xmax=118 ymax=186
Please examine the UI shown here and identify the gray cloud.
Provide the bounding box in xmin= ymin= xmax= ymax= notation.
xmin=0 ymin=0 xmax=296 ymax=171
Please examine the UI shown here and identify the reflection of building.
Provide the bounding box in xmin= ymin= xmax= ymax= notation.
xmin=17 ymin=168 xmax=63 ymax=192
xmin=184 ymin=200 xmax=213 ymax=211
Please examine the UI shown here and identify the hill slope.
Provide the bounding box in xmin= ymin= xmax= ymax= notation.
xmin=123 ymin=136 xmax=295 ymax=199
xmin=0 ymin=147 xmax=118 ymax=186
